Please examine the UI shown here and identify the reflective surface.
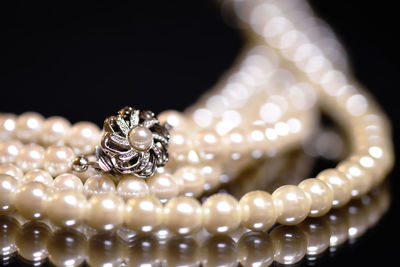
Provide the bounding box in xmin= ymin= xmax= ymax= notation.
xmin=0 ymin=184 xmax=390 ymax=266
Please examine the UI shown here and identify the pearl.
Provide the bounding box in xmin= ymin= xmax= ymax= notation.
xmin=0 ymin=163 xmax=24 ymax=180
xmin=194 ymin=129 xmax=221 ymax=161
xmin=124 ymin=195 xmax=163 ymax=233
xmin=83 ymin=174 xmax=116 ymax=197
xmin=15 ymin=112 xmax=44 ymax=143
xmin=239 ymin=190 xmax=276 ymax=231
xmin=272 ymin=185 xmax=311 ymax=225
xmin=41 ymin=116 xmax=71 ymax=146
xmin=337 ymin=160 xmax=372 ymax=198
xmin=174 ymin=166 xmax=205 ymax=197
xmin=298 ymin=178 xmax=333 ymax=217
xmin=23 ymin=169 xmax=53 ymax=186
xmin=163 ymin=196 xmax=202 ymax=235
xmin=128 ymin=126 xmax=153 ymax=151
xmin=15 ymin=144 xmax=45 ymax=172
xmin=0 ymin=113 xmax=17 ymax=139
xmin=116 ymin=175 xmax=149 ymax=201
xmin=0 ymin=174 xmax=18 ymax=213
xmin=169 ymin=131 xmax=191 ymax=162
xmin=14 ymin=182 xmax=48 ymax=220
xmin=317 ymin=168 xmax=352 ymax=208
xmin=67 ymin=122 xmax=100 ymax=155
xmin=43 ymin=145 xmax=75 ymax=177
xmin=202 ymin=193 xmax=241 ymax=235
xmin=0 ymin=140 xmax=23 ymax=164
xmin=46 ymin=190 xmax=87 ymax=227
xmin=146 ymin=172 xmax=180 ymax=202
xmin=158 ymin=110 xmax=188 ymax=130
xmin=200 ymin=163 xmax=222 ymax=192
xmin=87 ymin=193 xmax=125 ymax=232
xmin=53 ymin=173 xmax=83 ymax=191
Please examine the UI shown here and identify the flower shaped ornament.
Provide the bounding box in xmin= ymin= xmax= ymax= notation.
xmin=96 ymin=107 xmax=170 ymax=178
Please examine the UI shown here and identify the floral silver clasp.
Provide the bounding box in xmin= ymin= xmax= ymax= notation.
xmin=73 ymin=107 xmax=170 ymax=178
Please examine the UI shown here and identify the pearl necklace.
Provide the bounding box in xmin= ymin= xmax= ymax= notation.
xmin=0 ymin=0 xmax=394 ymax=236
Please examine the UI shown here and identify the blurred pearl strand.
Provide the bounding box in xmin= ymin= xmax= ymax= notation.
xmin=0 ymin=0 xmax=394 ymax=236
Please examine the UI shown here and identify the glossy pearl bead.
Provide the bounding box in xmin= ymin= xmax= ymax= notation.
xmin=163 ymin=196 xmax=202 ymax=235
xmin=15 ymin=112 xmax=44 ymax=143
xmin=23 ymin=169 xmax=53 ymax=186
xmin=116 ymin=175 xmax=149 ymax=201
xmin=337 ymin=160 xmax=372 ymax=198
xmin=14 ymin=182 xmax=48 ymax=220
xmin=202 ymin=193 xmax=241 ymax=235
xmin=53 ymin=173 xmax=83 ymax=192
xmin=124 ymin=195 xmax=163 ymax=233
xmin=43 ymin=145 xmax=75 ymax=176
xmin=317 ymin=168 xmax=352 ymax=208
xmin=174 ymin=166 xmax=205 ymax=197
xmin=0 ymin=163 xmax=24 ymax=180
xmin=272 ymin=185 xmax=311 ymax=225
xmin=146 ymin=172 xmax=180 ymax=202
xmin=298 ymin=178 xmax=333 ymax=217
xmin=87 ymin=193 xmax=125 ymax=232
xmin=0 ymin=140 xmax=23 ymax=164
xmin=15 ymin=144 xmax=45 ymax=172
xmin=68 ymin=122 xmax=100 ymax=155
xmin=83 ymin=175 xmax=116 ymax=197
xmin=239 ymin=190 xmax=276 ymax=231
xmin=128 ymin=126 xmax=153 ymax=151
xmin=46 ymin=190 xmax=87 ymax=227
xmin=0 ymin=113 xmax=17 ymax=139
xmin=41 ymin=116 xmax=71 ymax=146
xmin=0 ymin=174 xmax=18 ymax=213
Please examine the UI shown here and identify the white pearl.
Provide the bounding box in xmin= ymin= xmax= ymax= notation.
xmin=0 ymin=113 xmax=17 ymax=139
xmin=43 ymin=145 xmax=75 ymax=176
xmin=67 ymin=122 xmax=100 ymax=155
xmin=84 ymin=174 xmax=116 ymax=197
xmin=41 ymin=116 xmax=71 ymax=146
xmin=0 ymin=163 xmax=24 ymax=180
xmin=53 ymin=173 xmax=83 ymax=192
xmin=0 ymin=140 xmax=23 ymax=164
xmin=15 ymin=112 xmax=44 ymax=143
xmin=128 ymin=126 xmax=153 ymax=151
xmin=15 ymin=144 xmax=45 ymax=172
xmin=0 ymin=174 xmax=18 ymax=213
xmin=23 ymin=169 xmax=53 ymax=186
xmin=116 ymin=175 xmax=149 ymax=201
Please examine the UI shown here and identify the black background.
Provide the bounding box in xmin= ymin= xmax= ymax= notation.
xmin=1 ymin=1 xmax=399 ymax=266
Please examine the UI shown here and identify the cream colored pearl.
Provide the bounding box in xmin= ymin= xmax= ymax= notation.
xmin=337 ymin=160 xmax=372 ymax=198
xmin=202 ymin=193 xmax=241 ymax=235
xmin=53 ymin=173 xmax=83 ymax=191
xmin=116 ymin=175 xmax=149 ymax=201
xmin=163 ymin=196 xmax=202 ymax=235
xmin=15 ymin=144 xmax=45 ymax=172
xmin=124 ymin=195 xmax=163 ymax=233
xmin=0 ymin=174 xmax=18 ymax=213
xmin=272 ymin=185 xmax=311 ymax=225
xmin=0 ymin=140 xmax=23 ymax=164
xmin=317 ymin=168 xmax=352 ymax=208
xmin=350 ymin=153 xmax=384 ymax=186
xmin=41 ymin=116 xmax=71 ymax=146
xmin=83 ymin=174 xmax=116 ymax=197
xmin=239 ymin=190 xmax=276 ymax=231
xmin=174 ymin=166 xmax=205 ymax=197
xmin=15 ymin=112 xmax=44 ymax=143
xmin=14 ymin=182 xmax=48 ymax=220
xmin=169 ymin=131 xmax=191 ymax=162
xmin=0 ymin=113 xmax=17 ymax=139
xmin=158 ymin=110 xmax=188 ymax=131
xmin=87 ymin=193 xmax=125 ymax=232
xmin=246 ymin=123 xmax=268 ymax=153
xmin=200 ymin=163 xmax=222 ymax=192
xmin=43 ymin=145 xmax=75 ymax=176
xmin=23 ymin=169 xmax=53 ymax=186
xmin=68 ymin=122 xmax=100 ymax=155
xmin=194 ymin=129 xmax=221 ymax=161
xmin=224 ymin=128 xmax=248 ymax=160
xmin=0 ymin=163 xmax=24 ymax=180
xmin=46 ymin=190 xmax=87 ymax=227
xmin=128 ymin=126 xmax=153 ymax=151
xmin=298 ymin=178 xmax=333 ymax=217
xmin=146 ymin=172 xmax=179 ymax=202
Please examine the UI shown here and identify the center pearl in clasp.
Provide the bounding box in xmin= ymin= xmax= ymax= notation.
xmin=128 ymin=126 xmax=153 ymax=151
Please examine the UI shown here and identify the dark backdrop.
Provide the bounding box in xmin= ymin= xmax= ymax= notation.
xmin=1 ymin=1 xmax=399 ymax=266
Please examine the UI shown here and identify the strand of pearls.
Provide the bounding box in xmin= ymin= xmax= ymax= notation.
xmin=0 ymin=0 xmax=394 ymax=236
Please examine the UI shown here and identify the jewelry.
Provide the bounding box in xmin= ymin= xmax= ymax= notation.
xmin=0 ymin=0 xmax=394 ymax=236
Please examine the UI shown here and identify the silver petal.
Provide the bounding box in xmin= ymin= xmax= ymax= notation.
xmin=143 ymin=118 xmax=159 ymax=128
xmin=136 ymin=151 xmax=150 ymax=172
xmin=152 ymin=144 xmax=167 ymax=166
xmin=102 ymin=133 xmax=131 ymax=153
xmin=152 ymin=132 xmax=169 ymax=145
xmin=110 ymin=132 xmax=130 ymax=147
xmin=116 ymin=115 xmax=130 ymax=136
xmin=118 ymin=149 xmax=139 ymax=161
xmin=130 ymin=110 xmax=140 ymax=127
